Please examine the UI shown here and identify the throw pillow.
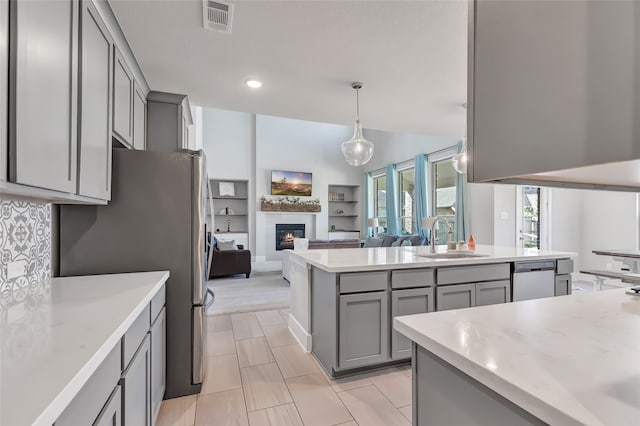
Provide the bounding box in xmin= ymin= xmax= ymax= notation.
xmin=410 ymin=236 xmax=426 ymax=246
xmin=218 ymin=240 xmax=238 ymax=251
xmin=391 ymin=238 xmax=404 ymax=247
xmin=363 ymin=237 xmax=383 ymax=248
xmin=381 ymin=236 xmax=397 ymax=247
xmin=401 ymin=239 xmax=412 ymax=246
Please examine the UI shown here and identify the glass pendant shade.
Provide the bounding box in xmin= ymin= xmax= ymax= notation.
xmin=342 ymin=121 xmax=374 ymax=166
xmin=452 ymin=144 xmax=467 ymax=174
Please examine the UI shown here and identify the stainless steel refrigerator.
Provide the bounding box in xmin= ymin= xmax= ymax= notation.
xmin=59 ymin=148 xmax=212 ymax=398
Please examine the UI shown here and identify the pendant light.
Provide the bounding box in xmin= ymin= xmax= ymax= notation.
xmin=341 ymin=82 xmax=374 ymax=166
xmin=452 ymin=103 xmax=468 ymax=174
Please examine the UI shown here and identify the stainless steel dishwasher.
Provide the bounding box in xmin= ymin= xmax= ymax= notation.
xmin=512 ymin=260 xmax=556 ymax=301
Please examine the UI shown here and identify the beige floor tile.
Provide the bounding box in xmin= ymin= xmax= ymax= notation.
xmin=195 ymin=388 xmax=248 ymax=426
xmin=207 ymin=315 xmax=232 ymax=333
xmin=236 ymin=337 xmax=275 ymax=368
xmin=369 ymin=368 xmax=412 ymax=408
xmin=255 ymin=309 xmax=286 ymax=327
xmin=397 ymin=363 xmax=412 ymax=377
xmin=247 ymin=403 xmax=303 ymax=426
xmin=240 ymin=362 xmax=293 ymax=411
xmin=262 ymin=323 xmax=298 ymax=348
xmin=278 ymin=308 xmax=289 ymax=321
xmin=156 ymin=394 xmax=197 ymax=426
xmin=330 ymin=372 xmax=374 ymax=393
xmin=338 ymin=385 xmax=411 ymax=426
xmin=201 ymin=354 xmax=242 ymax=395
xmin=231 ymin=312 xmax=257 ymax=321
xmin=271 ymin=344 xmax=320 ymax=379
xmin=232 ymin=317 xmax=265 ymax=340
xmin=334 ymin=422 xmax=358 ymax=426
xmin=286 ymin=373 xmax=353 ymax=426
xmin=399 ymin=405 xmax=412 ymax=423
xmin=206 ymin=330 xmax=237 ymax=356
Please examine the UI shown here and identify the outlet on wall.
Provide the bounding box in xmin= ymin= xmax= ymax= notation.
xmin=500 ymin=211 xmax=509 ymax=220
xmin=6 ymin=260 xmax=27 ymax=280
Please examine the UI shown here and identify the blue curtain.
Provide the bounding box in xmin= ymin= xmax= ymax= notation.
xmin=386 ymin=164 xmax=400 ymax=235
xmin=414 ymin=154 xmax=429 ymax=239
xmin=364 ymin=172 xmax=373 ymax=233
xmin=455 ymin=141 xmax=468 ymax=241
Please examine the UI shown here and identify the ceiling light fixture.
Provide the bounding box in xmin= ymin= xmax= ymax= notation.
xmin=452 ymin=103 xmax=468 ymax=174
xmin=341 ymin=82 xmax=374 ymax=166
xmin=245 ymin=78 xmax=263 ymax=89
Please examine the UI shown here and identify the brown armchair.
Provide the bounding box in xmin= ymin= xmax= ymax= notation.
xmin=208 ymin=245 xmax=252 ymax=279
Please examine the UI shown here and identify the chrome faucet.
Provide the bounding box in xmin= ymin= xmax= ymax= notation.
xmin=430 ymin=216 xmax=450 ymax=253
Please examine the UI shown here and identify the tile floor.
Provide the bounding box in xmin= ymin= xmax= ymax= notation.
xmin=157 ymin=309 xmax=413 ymax=426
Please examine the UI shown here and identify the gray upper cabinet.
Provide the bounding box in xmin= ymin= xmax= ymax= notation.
xmin=391 ymin=288 xmax=434 ymax=360
xmin=339 ymin=292 xmax=389 ymax=369
xmin=121 ymin=334 xmax=151 ymax=426
xmin=469 ymin=0 xmax=640 ymax=184
xmin=10 ymin=0 xmax=78 ymax=193
xmin=78 ymin=0 xmax=113 ymax=200
xmin=146 ymin=91 xmax=193 ymax=152
xmin=112 ymin=47 xmax=134 ymax=147
xmin=132 ymin=83 xmax=146 ymax=150
xmin=0 ymin=0 xmax=7 ymax=182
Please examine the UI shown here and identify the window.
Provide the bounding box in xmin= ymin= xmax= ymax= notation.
xmin=519 ymin=186 xmax=541 ymax=249
xmin=373 ymin=174 xmax=387 ymax=230
xmin=398 ymin=167 xmax=415 ymax=234
xmin=432 ymin=158 xmax=457 ymax=244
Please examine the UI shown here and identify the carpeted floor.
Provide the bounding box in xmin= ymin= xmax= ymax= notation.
xmin=206 ymin=271 xmax=290 ymax=315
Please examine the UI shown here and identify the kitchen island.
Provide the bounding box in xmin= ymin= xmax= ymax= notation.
xmin=287 ymin=244 xmax=575 ymax=377
xmin=394 ymin=288 xmax=640 ymax=426
xmin=1 ymin=271 xmax=168 ymax=426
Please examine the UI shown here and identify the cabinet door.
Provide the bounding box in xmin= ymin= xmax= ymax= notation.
xmin=121 ymin=334 xmax=151 ymax=426
xmin=391 ymin=288 xmax=433 ymax=360
xmin=555 ymin=274 xmax=572 ymax=296
xmin=436 ymin=284 xmax=476 ymax=311
xmin=0 ymin=0 xmax=7 ymax=182
xmin=94 ymin=385 xmax=122 ymax=426
xmin=112 ymin=48 xmax=133 ymax=147
xmin=132 ymin=84 xmax=146 ymax=150
xmin=78 ymin=0 xmax=113 ymax=200
xmin=339 ymin=292 xmax=389 ymax=369
xmin=150 ymin=308 xmax=166 ymax=425
xmin=10 ymin=0 xmax=78 ymax=192
xmin=476 ymin=280 xmax=511 ymax=306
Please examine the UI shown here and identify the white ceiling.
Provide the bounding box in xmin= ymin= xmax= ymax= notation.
xmin=110 ymin=0 xmax=468 ymax=138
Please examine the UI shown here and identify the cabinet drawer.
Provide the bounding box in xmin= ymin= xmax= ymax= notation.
xmin=476 ymin=280 xmax=511 ymax=306
xmin=392 ymin=269 xmax=435 ymax=289
xmin=122 ymin=304 xmax=151 ymax=370
xmin=437 ymin=263 xmax=510 ymax=285
xmin=339 ymin=271 xmax=388 ymax=294
xmin=150 ymin=284 xmax=165 ymax=323
xmin=56 ymin=342 xmax=121 ymax=426
xmin=556 ymin=259 xmax=574 ymax=274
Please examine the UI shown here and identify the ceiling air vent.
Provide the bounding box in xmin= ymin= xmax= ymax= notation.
xmin=203 ymin=0 xmax=233 ymax=34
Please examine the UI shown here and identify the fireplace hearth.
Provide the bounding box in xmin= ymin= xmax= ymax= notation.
xmin=275 ymin=224 xmax=305 ymax=251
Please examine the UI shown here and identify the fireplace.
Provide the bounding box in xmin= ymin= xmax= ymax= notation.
xmin=275 ymin=224 xmax=305 ymax=251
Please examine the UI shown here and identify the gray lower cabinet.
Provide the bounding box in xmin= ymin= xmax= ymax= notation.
xmin=150 ymin=307 xmax=166 ymax=424
xmin=113 ymin=47 xmax=134 ymax=147
xmin=121 ymin=334 xmax=151 ymax=426
xmin=339 ymin=292 xmax=389 ymax=369
xmin=437 ymin=283 xmax=476 ymax=311
xmin=78 ymin=0 xmax=113 ymax=200
xmin=555 ymin=274 xmax=572 ymax=296
xmin=94 ymin=385 xmax=122 ymax=426
xmin=10 ymin=0 xmax=78 ymax=192
xmin=391 ymin=288 xmax=434 ymax=360
xmin=475 ymin=280 xmax=511 ymax=306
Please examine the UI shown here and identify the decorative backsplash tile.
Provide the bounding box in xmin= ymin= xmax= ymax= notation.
xmin=0 ymin=199 xmax=51 ymax=310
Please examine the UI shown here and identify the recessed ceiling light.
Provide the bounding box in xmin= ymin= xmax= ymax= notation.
xmin=245 ymin=78 xmax=263 ymax=89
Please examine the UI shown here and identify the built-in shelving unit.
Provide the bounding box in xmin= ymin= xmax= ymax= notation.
xmin=328 ymin=184 xmax=361 ymax=239
xmin=209 ymin=179 xmax=249 ymax=246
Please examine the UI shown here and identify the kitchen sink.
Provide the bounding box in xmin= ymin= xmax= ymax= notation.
xmin=417 ymin=252 xmax=489 ymax=259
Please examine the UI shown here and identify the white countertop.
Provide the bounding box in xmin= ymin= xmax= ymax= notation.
xmin=394 ymin=289 xmax=640 ymax=426
xmin=1 ymin=271 xmax=169 ymax=426
xmin=289 ymin=244 xmax=575 ymax=272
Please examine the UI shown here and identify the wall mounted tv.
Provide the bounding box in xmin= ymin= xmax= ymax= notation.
xmin=271 ymin=170 xmax=312 ymax=196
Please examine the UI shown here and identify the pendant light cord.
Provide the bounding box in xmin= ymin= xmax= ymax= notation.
xmin=355 ymin=87 xmax=360 ymax=123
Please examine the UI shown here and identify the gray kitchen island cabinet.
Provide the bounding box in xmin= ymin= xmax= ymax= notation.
xmin=339 ymin=292 xmax=389 ymax=369
xmin=94 ymin=386 xmax=122 ymax=426
xmin=437 ymin=283 xmax=476 ymax=311
xmin=476 ymin=280 xmax=511 ymax=307
xmin=78 ymin=0 xmax=114 ymax=200
xmin=555 ymin=275 xmax=572 ymax=296
xmin=391 ymin=287 xmax=434 ymax=359
xmin=9 ymin=0 xmax=78 ymax=193
xmin=121 ymin=334 xmax=151 ymax=426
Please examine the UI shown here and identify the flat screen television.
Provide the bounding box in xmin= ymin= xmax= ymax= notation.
xmin=271 ymin=170 xmax=312 ymax=196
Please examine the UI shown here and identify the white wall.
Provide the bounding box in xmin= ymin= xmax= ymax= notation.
xmin=548 ymin=188 xmax=583 ymax=270
xmin=493 ymin=185 xmax=517 ymax=247
xmin=467 ymin=183 xmax=494 ymax=245
xmin=202 ymin=108 xmax=254 ymax=179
